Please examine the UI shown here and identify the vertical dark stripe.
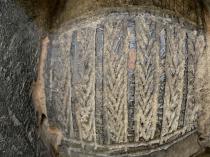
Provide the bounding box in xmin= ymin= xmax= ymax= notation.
xmin=69 ymin=31 xmax=80 ymax=139
xmin=178 ymin=33 xmax=189 ymax=128
xmin=156 ymin=29 xmax=167 ymax=137
xmin=127 ymin=20 xmax=137 ymax=142
xmin=95 ymin=24 xmax=106 ymax=144
xmin=45 ymin=35 xmax=53 ymax=107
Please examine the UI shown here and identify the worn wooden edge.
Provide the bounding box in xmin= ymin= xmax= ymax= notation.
xmin=61 ymin=131 xmax=202 ymax=157
xmin=52 ymin=6 xmax=204 ymax=34
xmin=47 ymin=9 xmax=207 ymax=155
xmin=32 ymin=36 xmax=64 ymax=156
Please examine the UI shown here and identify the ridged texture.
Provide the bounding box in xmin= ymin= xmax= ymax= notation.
xmin=43 ymin=12 xmax=205 ymax=156
xmin=135 ymin=16 xmax=159 ymax=141
xmin=103 ymin=17 xmax=128 ymax=144
xmin=185 ymin=32 xmax=205 ymax=131
xmin=45 ymin=33 xmax=72 ymax=132
xmin=70 ymin=28 xmax=96 ymax=142
xmin=162 ymin=26 xmax=186 ymax=136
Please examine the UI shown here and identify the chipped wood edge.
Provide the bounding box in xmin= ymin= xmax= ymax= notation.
xmin=32 ymin=36 xmax=63 ymax=156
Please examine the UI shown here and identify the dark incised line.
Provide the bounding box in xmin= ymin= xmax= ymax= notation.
xmin=178 ymin=33 xmax=189 ymax=128
xmin=95 ymin=24 xmax=107 ymax=145
xmin=127 ymin=19 xmax=137 ymax=143
xmin=156 ymin=28 xmax=167 ymax=137
xmin=69 ymin=30 xmax=80 ymax=139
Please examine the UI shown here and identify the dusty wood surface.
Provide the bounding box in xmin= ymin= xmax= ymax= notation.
xmin=1 ymin=0 xmax=210 ymax=157
xmin=43 ymin=8 xmax=206 ymax=157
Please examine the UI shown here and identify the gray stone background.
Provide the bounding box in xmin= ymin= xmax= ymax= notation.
xmin=0 ymin=0 xmax=42 ymax=156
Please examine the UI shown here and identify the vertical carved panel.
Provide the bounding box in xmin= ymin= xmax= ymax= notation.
xmin=185 ymin=32 xmax=205 ymax=131
xmin=162 ymin=26 xmax=186 ymax=136
xmin=45 ymin=33 xmax=72 ymax=131
xmin=57 ymin=32 xmax=73 ymax=136
xmin=135 ymin=16 xmax=159 ymax=141
xmin=46 ymin=10 xmax=206 ymax=157
xmin=184 ymin=32 xmax=196 ymax=131
xmin=104 ymin=18 xmax=128 ymax=144
xmin=70 ymin=28 xmax=96 ymax=142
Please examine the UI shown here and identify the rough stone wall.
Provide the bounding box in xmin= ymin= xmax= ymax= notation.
xmin=0 ymin=0 xmax=42 ymax=156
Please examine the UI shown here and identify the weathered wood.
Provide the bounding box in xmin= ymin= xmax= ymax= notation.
xmin=44 ymin=5 xmax=206 ymax=156
xmin=1 ymin=0 xmax=210 ymax=157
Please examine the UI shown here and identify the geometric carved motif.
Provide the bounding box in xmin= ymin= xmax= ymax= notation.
xmin=47 ymin=11 xmax=205 ymax=155
xmin=162 ymin=26 xmax=186 ymax=136
xmin=103 ymin=17 xmax=128 ymax=144
xmin=69 ymin=28 xmax=96 ymax=142
xmin=184 ymin=32 xmax=206 ymax=131
xmin=135 ymin=15 xmax=159 ymax=141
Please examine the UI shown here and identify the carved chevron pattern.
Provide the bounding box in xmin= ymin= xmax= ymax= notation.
xmin=56 ymin=13 xmax=206 ymax=154
xmin=185 ymin=33 xmax=205 ymax=130
xmin=103 ymin=18 xmax=128 ymax=144
xmin=162 ymin=26 xmax=185 ymax=136
xmin=75 ymin=70 xmax=95 ymax=142
xmin=135 ymin=16 xmax=159 ymax=141
xmin=70 ymin=28 xmax=96 ymax=142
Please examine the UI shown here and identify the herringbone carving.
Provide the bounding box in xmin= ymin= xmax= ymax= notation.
xmin=135 ymin=16 xmax=159 ymax=141
xmin=56 ymin=12 xmax=206 ymax=154
xmin=185 ymin=33 xmax=205 ymax=130
xmin=162 ymin=26 xmax=185 ymax=136
xmin=104 ymin=18 xmax=128 ymax=144
xmin=70 ymin=28 xmax=96 ymax=142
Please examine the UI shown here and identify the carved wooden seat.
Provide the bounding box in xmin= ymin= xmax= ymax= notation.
xmin=2 ymin=0 xmax=210 ymax=156
xmin=41 ymin=1 xmax=207 ymax=156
